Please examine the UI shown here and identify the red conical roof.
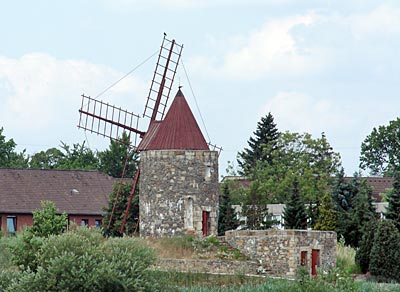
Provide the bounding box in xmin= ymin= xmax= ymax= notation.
xmin=138 ymin=89 xmax=209 ymax=151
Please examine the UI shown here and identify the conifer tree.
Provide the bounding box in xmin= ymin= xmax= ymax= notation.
xmin=355 ymin=219 xmax=378 ymax=273
xmin=237 ymin=112 xmax=279 ymax=175
xmin=369 ymin=220 xmax=400 ymax=282
xmin=385 ymin=171 xmax=400 ymax=231
xmin=283 ymin=179 xmax=307 ymax=229
xmin=314 ymin=193 xmax=337 ymax=231
xmin=218 ymin=183 xmax=239 ymax=235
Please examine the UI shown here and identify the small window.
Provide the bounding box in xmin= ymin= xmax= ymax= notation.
xmin=81 ymin=219 xmax=89 ymax=227
xmin=7 ymin=216 xmax=17 ymax=234
xmin=95 ymin=219 xmax=102 ymax=228
xmin=205 ymin=166 xmax=211 ymax=178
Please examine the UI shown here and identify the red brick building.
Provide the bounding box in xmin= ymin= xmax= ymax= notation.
xmin=0 ymin=169 xmax=117 ymax=234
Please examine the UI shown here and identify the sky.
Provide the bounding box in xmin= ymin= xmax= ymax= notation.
xmin=1 ymin=0 xmax=399 ymax=177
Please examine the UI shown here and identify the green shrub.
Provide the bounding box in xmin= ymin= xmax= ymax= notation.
xmin=369 ymin=219 xmax=400 ymax=283
xmin=336 ymin=237 xmax=360 ymax=274
xmin=355 ymin=220 xmax=377 ymax=273
xmin=6 ymin=228 xmax=158 ymax=292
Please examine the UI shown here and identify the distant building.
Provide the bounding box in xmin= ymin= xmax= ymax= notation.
xmin=0 ymin=168 xmax=116 ymax=234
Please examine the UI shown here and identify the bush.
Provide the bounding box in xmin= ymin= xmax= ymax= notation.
xmin=355 ymin=220 xmax=377 ymax=273
xmin=369 ymin=220 xmax=400 ymax=282
xmin=6 ymin=228 xmax=158 ymax=292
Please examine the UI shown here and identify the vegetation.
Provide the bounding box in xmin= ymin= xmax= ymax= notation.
xmin=360 ymin=117 xmax=400 ymax=176
xmin=0 ymin=228 xmax=158 ymax=292
xmin=314 ymin=194 xmax=337 ymax=231
xmin=283 ymin=179 xmax=307 ymax=229
xmin=0 ymin=127 xmax=28 ymax=168
xmin=385 ymin=172 xmax=400 ymax=231
xmin=218 ymin=183 xmax=240 ymax=235
xmin=102 ymin=181 xmax=139 ymax=237
xmin=237 ymin=112 xmax=280 ymax=175
xmin=30 ymin=200 xmax=67 ymax=237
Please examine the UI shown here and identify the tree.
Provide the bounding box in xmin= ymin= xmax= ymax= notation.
xmin=369 ymin=220 xmax=400 ymax=282
xmin=29 ymin=141 xmax=99 ymax=170
xmin=103 ymin=181 xmax=139 ymax=236
xmin=314 ymin=193 xmax=337 ymax=231
xmin=355 ymin=219 xmax=378 ymax=274
xmin=237 ymin=112 xmax=279 ymax=175
xmin=360 ymin=117 xmax=400 ymax=176
xmin=218 ymin=183 xmax=239 ymax=235
xmin=0 ymin=127 xmax=28 ymax=168
xmin=385 ymin=171 xmax=400 ymax=231
xmin=29 ymin=148 xmax=64 ymax=169
xmin=283 ymin=179 xmax=307 ymax=230
xmin=30 ymin=200 xmax=67 ymax=237
xmin=98 ymin=132 xmax=138 ymax=178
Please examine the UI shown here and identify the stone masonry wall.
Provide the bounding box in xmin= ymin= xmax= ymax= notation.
xmin=225 ymin=230 xmax=336 ymax=278
xmin=140 ymin=150 xmax=219 ymax=237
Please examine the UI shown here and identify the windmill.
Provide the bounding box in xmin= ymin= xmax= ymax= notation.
xmin=78 ymin=34 xmax=219 ymax=237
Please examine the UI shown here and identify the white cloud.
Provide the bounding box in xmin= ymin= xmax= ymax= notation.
xmin=189 ymin=12 xmax=326 ymax=80
xmin=261 ymin=91 xmax=354 ymax=135
xmin=349 ymin=4 xmax=400 ymax=39
xmin=0 ymin=53 xmax=147 ymax=133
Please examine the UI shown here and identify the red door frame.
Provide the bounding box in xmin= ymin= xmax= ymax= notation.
xmin=311 ymin=249 xmax=320 ymax=276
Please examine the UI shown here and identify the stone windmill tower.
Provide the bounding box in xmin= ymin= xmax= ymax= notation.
xmin=78 ymin=35 xmax=219 ymax=237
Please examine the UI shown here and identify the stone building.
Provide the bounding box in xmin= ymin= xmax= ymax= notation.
xmin=138 ymin=89 xmax=219 ymax=237
xmin=225 ymin=229 xmax=337 ymax=278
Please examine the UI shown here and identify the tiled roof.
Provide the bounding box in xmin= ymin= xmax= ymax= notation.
xmin=139 ymin=89 xmax=209 ymax=151
xmin=345 ymin=176 xmax=393 ymax=202
xmin=0 ymin=169 xmax=117 ymax=215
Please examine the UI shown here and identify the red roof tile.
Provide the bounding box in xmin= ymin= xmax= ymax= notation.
xmin=0 ymin=169 xmax=118 ymax=215
xmin=140 ymin=89 xmax=209 ymax=151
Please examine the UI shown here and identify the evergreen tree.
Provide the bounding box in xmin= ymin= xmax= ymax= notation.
xmin=218 ymin=183 xmax=239 ymax=235
xmin=355 ymin=219 xmax=378 ymax=274
xmin=369 ymin=220 xmax=400 ymax=282
xmin=98 ymin=132 xmax=138 ymax=178
xmin=102 ymin=181 xmax=139 ymax=236
xmin=283 ymin=179 xmax=307 ymax=229
xmin=385 ymin=171 xmax=400 ymax=231
xmin=314 ymin=193 xmax=337 ymax=231
xmin=349 ymin=179 xmax=377 ymax=246
xmin=237 ymin=112 xmax=279 ymax=175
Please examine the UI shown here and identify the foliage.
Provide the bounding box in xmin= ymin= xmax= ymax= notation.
xmin=314 ymin=193 xmax=337 ymax=231
xmin=242 ymin=180 xmax=277 ymax=230
xmin=237 ymin=112 xmax=280 ymax=175
xmin=330 ymin=170 xmax=375 ymax=248
xmin=7 ymin=229 xmax=44 ymax=271
xmin=336 ymin=237 xmax=361 ymax=275
xmin=355 ymin=219 xmax=377 ymax=274
xmin=385 ymin=171 xmax=400 ymax=231
xmin=283 ymin=179 xmax=307 ymax=230
xmin=218 ymin=183 xmax=239 ymax=235
xmin=29 ymin=141 xmax=98 ymax=170
xmin=360 ymin=117 xmax=400 ymax=176
xmin=98 ymin=132 xmax=138 ymax=178
xmin=5 ymin=228 xmax=158 ymax=292
xmin=102 ymin=181 xmax=139 ymax=237
xmin=369 ymin=219 xmax=400 ymax=283
xmin=30 ymin=200 xmax=67 ymax=237
xmin=246 ymin=131 xmax=341 ymax=221
xmin=0 ymin=127 xmax=28 ymax=168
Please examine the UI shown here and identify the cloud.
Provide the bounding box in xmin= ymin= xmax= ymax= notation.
xmin=188 ymin=12 xmax=326 ymax=80
xmin=261 ymin=91 xmax=354 ymax=135
xmin=0 ymin=53 xmax=147 ymax=133
xmin=349 ymin=4 xmax=400 ymax=39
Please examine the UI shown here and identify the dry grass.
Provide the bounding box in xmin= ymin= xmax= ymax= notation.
xmin=145 ymin=236 xmax=197 ymax=259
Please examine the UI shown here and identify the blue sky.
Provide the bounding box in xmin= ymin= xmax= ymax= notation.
xmin=1 ymin=0 xmax=399 ymax=177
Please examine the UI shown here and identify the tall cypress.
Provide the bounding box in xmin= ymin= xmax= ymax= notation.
xmin=237 ymin=112 xmax=279 ymax=175
xmin=283 ymin=178 xmax=307 ymax=230
xmin=385 ymin=171 xmax=400 ymax=231
xmin=218 ymin=183 xmax=239 ymax=235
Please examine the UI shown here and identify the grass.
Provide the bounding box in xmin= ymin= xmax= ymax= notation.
xmin=336 ymin=237 xmax=361 ymax=274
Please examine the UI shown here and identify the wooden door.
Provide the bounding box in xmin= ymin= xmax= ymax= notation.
xmin=311 ymin=249 xmax=320 ymax=276
xmin=202 ymin=211 xmax=210 ymax=236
